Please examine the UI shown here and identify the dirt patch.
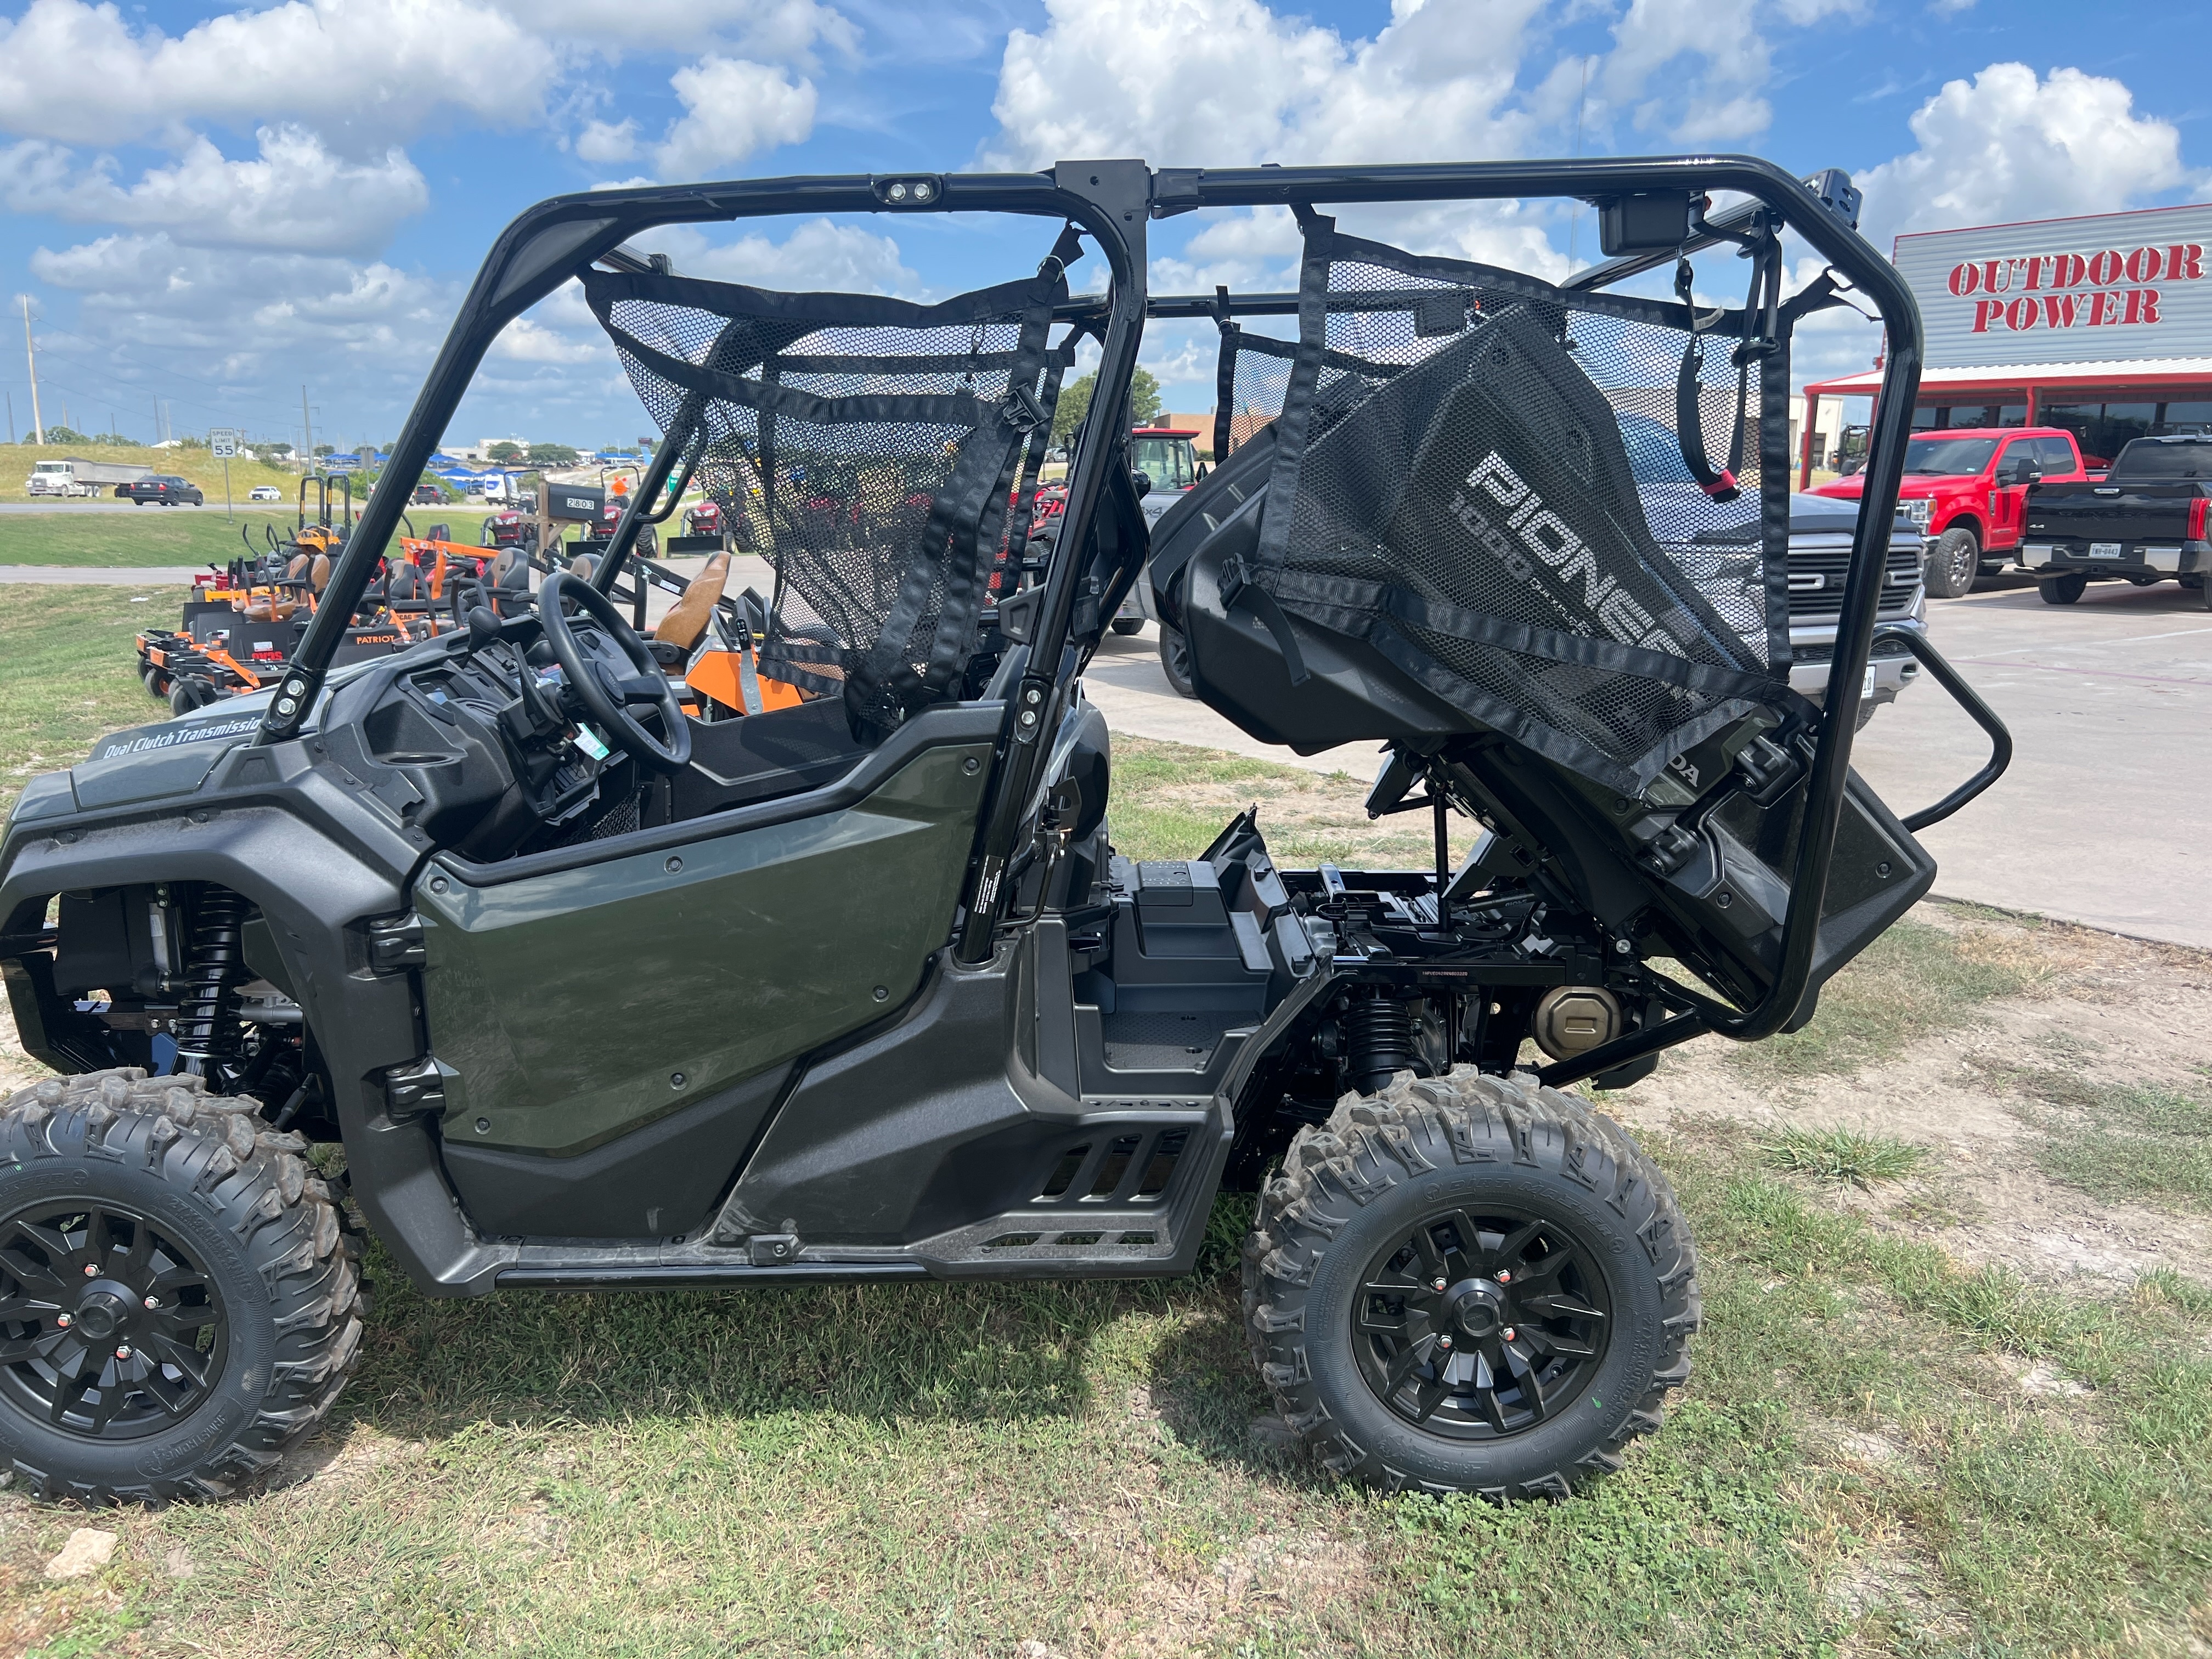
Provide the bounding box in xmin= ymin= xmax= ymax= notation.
xmin=1618 ymin=901 xmax=2212 ymax=1296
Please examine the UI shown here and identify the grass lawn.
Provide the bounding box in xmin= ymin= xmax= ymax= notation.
xmin=2 ymin=590 xmax=2210 ymax=1657
xmin=0 ymin=585 xmax=171 ymax=808
xmin=2 ymin=442 xmax=325 ymax=506
xmin=0 ymin=503 xmax=498 ymax=569
xmin=0 ymin=509 xmax=305 ymax=568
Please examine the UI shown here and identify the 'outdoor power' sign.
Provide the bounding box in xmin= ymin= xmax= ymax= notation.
xmin=1895 ymin=202 xmax=2212 ymax=370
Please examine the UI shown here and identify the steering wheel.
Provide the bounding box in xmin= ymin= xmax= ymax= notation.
xmin=536 ymin=572 xmax=693 ymax=772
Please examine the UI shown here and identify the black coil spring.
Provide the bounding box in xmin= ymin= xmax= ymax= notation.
xmin=1344 ymin=995 xmax=1418 ymax=1093
xmin=174 ymin=887 xmax=250 ymax=1067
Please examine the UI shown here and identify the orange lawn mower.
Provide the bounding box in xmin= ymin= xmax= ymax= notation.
xmin=138 ymin=511 xmax=489 ymax=716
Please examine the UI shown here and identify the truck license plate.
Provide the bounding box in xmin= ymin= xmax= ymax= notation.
xmin=2087 ymin=542 xmax=2122 ymax=559
xmin=1862 ymin=665 xmax=1877 ymax=700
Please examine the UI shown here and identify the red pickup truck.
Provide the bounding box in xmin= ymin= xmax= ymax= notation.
xmin=1810 ymin=426 xmax=2091 ymax=596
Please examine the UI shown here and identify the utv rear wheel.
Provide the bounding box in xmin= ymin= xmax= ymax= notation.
xmin=0 ymin=1070 xmax=365 ymax=1504
xmin=1158 ymin=623 xmax=1197 ymax=698
xmin=1925 ymin=528 xmax=1980 ymax=597
xmin=1243 ymin=1068 xmax=1697 ymax=1499
xmin=2040 ymin=573 xmax=2087 ymax=605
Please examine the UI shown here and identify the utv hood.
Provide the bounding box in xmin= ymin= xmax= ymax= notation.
xmin=64 ymin=696 xmax=278 ymax=812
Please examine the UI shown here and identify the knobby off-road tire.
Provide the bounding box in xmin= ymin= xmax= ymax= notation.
xmin=1242 ymin=1066 xmax=1699 ymax=1499
xmin=0 ymin=1069 xmax=366 ymax=1503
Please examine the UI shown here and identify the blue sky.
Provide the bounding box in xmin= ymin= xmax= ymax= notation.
xmin=2 ymin=0 xmax=2204 ymax=456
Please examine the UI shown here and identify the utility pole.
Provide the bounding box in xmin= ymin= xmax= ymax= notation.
xmin=301 ymin=385 xmax=313 ymax=469
xmin=21 ymin=297 xmax=42 ymax=444
xmin=5 ymin=390 xmax=13 ymax=445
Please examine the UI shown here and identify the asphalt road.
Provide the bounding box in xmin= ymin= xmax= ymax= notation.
xmin=1082 ymin=578 xmax=2212 ymax=952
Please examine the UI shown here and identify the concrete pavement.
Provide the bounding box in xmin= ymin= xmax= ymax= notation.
xmin=1851 ymin=577 xmax=2211 ymax=950
xmin=0 ymin=566 xmax=200 ymax=584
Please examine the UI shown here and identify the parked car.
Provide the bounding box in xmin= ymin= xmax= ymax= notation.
xmin=247 ymin=485 xmax=283 ymax=503
xmin=1809 ymin=426 xmax=2090 ymax=597
xmin=124 ymin=475 xmax=205 ymax=506
xmin=412 ymin=484 xmax=445 ymax=505
xmin=2018 ymin=433 xmax=2212 ymax=608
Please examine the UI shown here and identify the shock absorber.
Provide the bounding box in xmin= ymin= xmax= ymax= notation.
xmin=174 ymin=886 xmax=251 ymax=1080
xmin=1343 ymin=993 xmax=1418 ymax=1094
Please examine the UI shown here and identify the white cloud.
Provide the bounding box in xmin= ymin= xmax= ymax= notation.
xmin=574 ymin=119 xmax=640 ymax=163
xmin=0 ymin=0 xmax=551 ymax=149
xmin=1772 ymin=0 xmax=1863 ymax=21
xmin=1856 ymin=64 xmax=2187 ymax=248
xmin=1601 ymin=0 xmax=1771 ymax=142
xmin=493 ymin=315 xmax=607 ymax=364
xmin=0 ymin=127 xmax=426 ymax=256
xmin=987 ymin=0 xmax=1543 ymax=170
xmin=25 ymin=232 xmax=455 ymax=436
xmin=523 ymin=0 xmax=855 ymax=58
xmin=654 ymin=55 xmax=816 ymax=179
xmin=653 ymin=217 xmax=919 ymax=294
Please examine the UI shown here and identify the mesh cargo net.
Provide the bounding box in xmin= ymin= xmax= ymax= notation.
xmin=1222 ymin=218 xmax=1798 ymax=794
xmin=585 ymin=253 xmax=1074 ymax=732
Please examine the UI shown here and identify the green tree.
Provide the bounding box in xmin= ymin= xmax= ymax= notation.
xmin=1049 ymin=368 xmax=1165 ymax=447
xmin=313 ymin=443 xmax=335 ymax=457
xmin=1051 ymin=375 xmax=1092 ymax=447
xmin=527 ymin=442 xmax=579 ymax=466
xmin=487 ymin=441 xmax=525 ymax=463
xmin=42 ymin=425 xmax=90 ymax=444
xmin=1129 ymin=366 xmax=1163 ymax=426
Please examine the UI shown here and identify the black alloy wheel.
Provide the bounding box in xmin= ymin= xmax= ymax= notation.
xmin=0 ymin=1200 xmax=227 ymax=1440
xmin=1243 ymin=1068 xmax=1699 ymax=1499
xmin=1352 ymin=1205 xmax=1610 ymax=1439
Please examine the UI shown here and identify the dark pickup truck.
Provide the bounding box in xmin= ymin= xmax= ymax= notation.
xmin=2021 ymin=434 xmax=2212 ymax=607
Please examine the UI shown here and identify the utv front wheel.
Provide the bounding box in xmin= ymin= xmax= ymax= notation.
xmin=1243 ymin=1068 xmax=1697 ymax=1499
xmin=0 ymin=1071 xmax=365 ymax=1503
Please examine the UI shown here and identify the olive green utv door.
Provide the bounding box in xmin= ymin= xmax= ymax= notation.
xmin=414 ymin=737 xmax=994 ymax=1155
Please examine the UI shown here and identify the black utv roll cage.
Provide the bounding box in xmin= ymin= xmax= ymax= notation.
xmin=261 ymin=155 xmax=2006 ymax=1080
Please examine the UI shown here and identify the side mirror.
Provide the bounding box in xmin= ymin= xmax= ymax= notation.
xmin=1130 ymin=471 xmax=1153 ymax=497
xmin=1195 ymin=462 xmax=1210 ymax=481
